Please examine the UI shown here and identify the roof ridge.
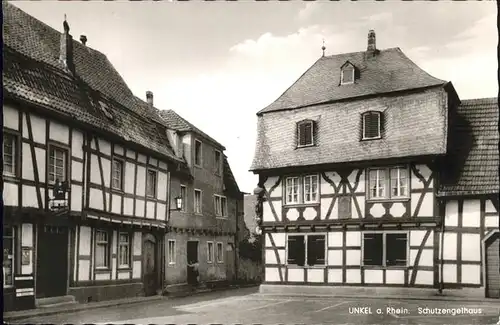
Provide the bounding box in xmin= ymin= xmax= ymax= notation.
xmin=322 ymin=47 xmax=400 ymax=59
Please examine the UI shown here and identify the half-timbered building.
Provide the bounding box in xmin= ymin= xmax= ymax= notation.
xmin=157 ymin=109 xmax=244 ymax=290
xmin=3 ymin=3 xmax=184 ymax=311
xmin=250 ymin=30 xmax=499 ymax=298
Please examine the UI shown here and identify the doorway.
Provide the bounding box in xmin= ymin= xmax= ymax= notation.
xmin=187 ymin=241 xmax=199 ymax=285
xmin=142 ymin=234 xmax=158 ymax=296
xmin=225 ymin=243 xmax=235 ymax=282
xmin=485 ymin=231 xmax=499 ymax=298
xmin=36 ymin=225 xmax=68 ymax=298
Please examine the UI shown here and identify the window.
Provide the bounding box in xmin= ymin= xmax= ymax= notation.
xmin=216 ymin=242 xmax=223 ymax=263
xmin=194 ymin=140 xmax=202 ymax=167
xmin=180 ymin=185 xmax=187 ymax=211
xmin=362 ymin=111 xmax=381 ymax=139
xmin=363 ymin=233 xmax=408 ymax=267
xmin=48 ymin=146 xmax=67 ymax=183
xmin=3 ymin=133 xmax=16 ymax=176
xmin=287 ymin=234 xmax=325 ymax=266
xmin=168 ymin=240 xmax=176 ymax=265
xmin=112 ymin=159 xmax=123 ymax=190
xmin=368 ymin=167 xmax=408 ymax=200
xmin=146 ymin=170 xmax=157 ymax=198
xmin=3 ymin=227 xmax=14 ymax=288
xmin=194 ymin=189 xmax=202 ymax=214
xmin=118 ymin=233 xmax=130 ymax=268
xmin=207 ymin=242 xmax=214 ymax=263
xmin=285 ymin=177 xmax=299 ymax=204
xmin=341 ymin=65 xmax=355 ymax=85
xmin=214 ymin=195 xmax=227 ymax=217
xmin=214 ymin=150 xmax=222 ymax=175
xmin=95 ymin=230 xmax=110 ymax=269
xmin=303 ymin=175 xmax=318 ymax=203
xmin=297 ymin=120 xmax=314 ymax=147
xmin=285 ymin=175 xmax=319 ymax=205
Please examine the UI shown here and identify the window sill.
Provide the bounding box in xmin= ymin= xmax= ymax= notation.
xmin=146 ymin=195 xmax=157 ymax=200
xmin=365 ymin=197 xmax=410 ymax=203
xmin=168 ymin=263 xmax=176 ymax=266
xmin=117 ymin=267 xmax=132 ymax=271
xmin=295 ymin=144 xmax=316 ymax=149
xmin=286 ymin=265 xmax=326 ymax=269
xmin=283 ymin=202 xmax=320 ymax=208
xmin=361 ymin=136 xmax=382 ymax=141
xmin=362 ymin=265 xmax=408 ymax=270
xmin=95 ymin=267 xmax=112 ymax=273
xmin=111 ymin=188 xmax=124 ymax=194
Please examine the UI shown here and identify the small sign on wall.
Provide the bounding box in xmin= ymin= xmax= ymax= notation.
xmin=21 ymin=247 xmax=31 ymax=266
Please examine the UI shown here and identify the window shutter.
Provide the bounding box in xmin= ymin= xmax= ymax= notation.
xmin=379 ymin=112 xmax=385 ymax=136
xmin=312 ymin=120 xmax=318 ymax=146
xmin=304 ymin=122 xmax=312 ymax=145
xmin=287 ymin=236 xmax=305 ymax=266
xmin=363 ymin=233 xmax=383 ymax=265
xmin=386 ymin=233 xmax=407 ymax=266
xmin=338 ymin=196 xmax=352 ymax=219
xmin=307 ymin=235 xmax=325 ymax=266
xmin=297 ymin=123 xmax=306 ymax=146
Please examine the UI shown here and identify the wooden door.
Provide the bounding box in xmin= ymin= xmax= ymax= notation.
xmin=142 ymin=236 xmax=157 ymax=296
xmin=225 ymin=243 xmax=235 ymax=282
xmin=186 ymin=241 xmax=198 ymax=285
xmin=485 ymin=232 xmax=500 ymax=298
xmin=36 ymin=225 xmax=68 ymax=298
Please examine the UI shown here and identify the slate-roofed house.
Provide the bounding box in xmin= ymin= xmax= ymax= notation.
xmin=251 ymin=30 xmax=499 ymax=298
xmin=155 ymin=108 xmax=244 ymax=289
xmin=3 ymin=2 xmax=239 ymax=312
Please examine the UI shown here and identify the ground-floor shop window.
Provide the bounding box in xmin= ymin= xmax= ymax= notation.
xmin=3 ymin=227 xmax=15 ymax=288
xmin=287 ymin=234 xmax=325 ymax=266
xmin=363 ymin=232 xmax=408 ymax=266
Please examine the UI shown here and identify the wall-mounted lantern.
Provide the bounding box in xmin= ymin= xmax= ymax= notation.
xmin=170 ymin=195 xmax=183 ymax=211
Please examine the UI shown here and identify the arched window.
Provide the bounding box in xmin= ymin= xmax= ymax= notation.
xmin=297 ymin=120 xmax=316 ymax=147
xmin=362 ymin=111 xmax=382 ymax=140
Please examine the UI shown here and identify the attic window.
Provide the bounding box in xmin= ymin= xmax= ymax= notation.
xmin=341 ymin=65 xmax=355 ymax=85
xmin=362 ymin=111 xmax=382 ymax=140
xmin=297 ymin=120 xmax=315 ymax=147
xmin=98 ymin=100 xmax=114 ymax=120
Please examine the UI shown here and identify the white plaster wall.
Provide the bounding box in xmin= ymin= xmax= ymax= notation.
xmin=328 ymin=232 xmax=343 ymax=248
xmin=264 ymin=176 xmax=281 ymax=198
xmin=71 ymin=185 xmax=82 ymax=212
xmin=124 ymin=162 xmax=135 ymax=194
xmin=95 ymin=273 xmax=111 ymax=281
xmin=133 ymin=232 xmax=142 ymax=255
xmin=28 ymin=114 xmax=46 ymax=144
xmin=124 ymin=197 xmax=134 ymax=216
xmin=3 ymin=183 xmax=18 ymax=206
xmin=264 ymin=200 xmax=280 ymax=222
xmin=444 ymin=201 xmax=459 ymax=226
xmin=111 ymin=194 xmax=121 ymax=214
xmin=287 ymin=268 xmax=304 ymax=282
xmin=22 ymin=186 xmax=38 ymax=208
xmin=443 ymin=264 xmax=457 ymax=283
xmin=132 ymin=261 xmax=141 ymax=279
xmin=79 ymin=226 xmax=92 ymax=256
xmin=89 ymin=188 xmax=104 ymax=210
xmin=346 ymin=269 xmax=361 ymax=283
xmin=71 ymin=130 xmax=84 ymax=159
xmin=462 ymin=200 xmax=481 ymax=227
xmin=72 ymin=161 xmax=83 ymax=182
xmin=285 ymin=207 xmax=298 ymax=221
xmin=364 ymin=269 xmax=383 ymax=284
xmin=345 ymin=250 xmax=361 ymax=266
xmin=159 ymin=160 xmax=168 ymax=171
xmin=78 ymin=260 xmax=90 ymax=281
xmin=320 ymin=197 xmax=334 ymax=219
xmin=345 ymin=232 xmax=361 ymax=246
xmin=73 ymin=227 xmax=79 ymax=282
xmin=135 ymin=199 xmax=145 ymax=218
xmin=111 ymin=230 xmax=117 ymax=277
xmin=136 ymin=166 xmax=146 ymax=197
xmin=137 ymin=154 xmax=147 ymax=164
xmin=461 ymin=233 xmax=481 ymax=261
xmin=49 ymin=121 xmax=69 ymax=144
xmin=328 ymin=250 xmax=343 ymax=266
xmin=98 ymin=139 xmax=111 ymax=156
xmin=149 ymin=157 xmax=158 ymax=167
xmin=157 ymin=172 xmax=168 ymax=201
xmin=410 ymin=249 xmax=433 ymax=267
xmin=22 ymin=143 xmax=34 ymax=181
xmin=101 ymin=158 xmax=111 ymax=188
xmin=485 ymin=215 xmax=499 ymax=228
xmin=307 ymin=269 xmax=324 ymax=283
xmin=416 ymin=193 xmax=433 ymax=217
xmin=266 ymin=249 xmax=286 ymax=265
xmin=461 ymin=264 xmax=480 ymax=285
xmin=146 ymin=202 xmax=155 ymax=219
xmin=328 ymin=269 xmax=342 ymax=283
xmin=114 ymin=144 xmax=124 ymax=156
xmin=386 ymin=270 xmax=405 ymax=284
xmin=411 ymin=164 xmax=432 ymax=189
xmin=126 ymin=149 xmax=135 ymax=159
xmin=35 ymin=148 xmax=45 ymax=183
xmin=21 ymin=224 xmax=33 ymax=274
xmin=3 ymin=104 xmax=19 ymax=129
xmin=415 ymin=270 xmax=433 ymax=285
xmin=354 ymin=197 xmax=365 ymax=219
xmin=410 ymin=230 xmax=433 ymax=247
xmin=118 ymin=272 xmax=130 ymax=280
xmin=90 ymin=155 xmax=100 ymax=184
xmin=157 ymin=203 xmax=166 ymax=221
xmin=485 ymin=200 xmax=497 ymax=213
xmin=268 ymin=233 xmax=286 ymax=247
xmin=265 ymin=268 xmax=280 ymax=282
xmin=442 ymin=233 xmax=457 ymax=260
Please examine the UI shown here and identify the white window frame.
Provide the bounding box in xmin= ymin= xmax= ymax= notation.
xmin=341 ymin=65 xmax=355 ymax=85
xmin=303 ymin=175 xmax=319 ymax=203
xmin=367 ymin=166 xmax=409 ymax=201
xmin=390 ymin=167 xmax=408 ymax=198
xmin=285 ymin=233 xmax=327 ymax=267
xmin=285 ymin=177 xmax=300 ymax=204
xmin=297 ymin=120 xmax=314 ymax=147
xmin=180 ymin=185 xmax=187 ymax=212
xmin=207 ymin=241 xmax=214 ymax=263
xmin=3 ymin=226 xmax=15 ymax=288
xmin=194 ymin=139 xmax=203 ymax=167
xmin=95 ymin=230 xmax=110 ymax=269
xmin=361 ymin=231 xmax=409 ymax=267
xmin=146 ymin=169 xmax=157 ymax=198
xmin=216 ymin=242 xmax=224 ymax=263
xmin=214 ymin=195 xmax=227 ymax=217
xmin=194 ymin=189 xmax=203 ymax=215
xmin=117 ymin=232 xmax=131 ymax=269
xmin=168 ymin=239 xmax=176 ymax=265
xmin=362 ymin=111 xmax=382 ymax=140
xmin=48 ymin=146 xmax=67 ymax=184
xmin=214 ymin=149 xmax=222 ymax=175
xmin=112 ymin=158 xmax=124 ymax=190
xmin=3 ymin=132 xmax=16 ymax=177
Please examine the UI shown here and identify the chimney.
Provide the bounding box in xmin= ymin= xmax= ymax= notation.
xmin=367 ymin=29 xmax=376 ymax=52
xmin=80 ymin=35 xmax=87 ymax=46
xmin=60 ymin=17 xmax=74 ymax=73
xmin=146 ymin=91 xmax=153 ymax=107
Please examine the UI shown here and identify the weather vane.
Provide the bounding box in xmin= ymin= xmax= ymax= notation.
xmin=321 ymin=38 xmax=326 ymax=57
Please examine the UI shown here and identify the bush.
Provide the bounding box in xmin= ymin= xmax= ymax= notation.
xmin=238 ymin=234 xmax=262 ymax=262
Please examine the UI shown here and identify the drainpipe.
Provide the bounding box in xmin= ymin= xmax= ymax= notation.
xmin=438 ymin=198 xmax=445 ymax=294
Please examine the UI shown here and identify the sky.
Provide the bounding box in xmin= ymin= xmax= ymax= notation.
xmin=13 ymin=1 xmax=497 ymax=194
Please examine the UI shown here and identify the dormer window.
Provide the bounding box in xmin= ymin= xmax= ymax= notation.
xmin=340 ymin=64 xmax=355 ymax=85
xmin=362 ymin=111 xmax=382 ymax=140
xmin=297 ymin=120 xmax=316 ymax=147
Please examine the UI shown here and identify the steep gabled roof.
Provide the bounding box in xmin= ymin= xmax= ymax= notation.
xmin=258 ymin=48 xmax=446 ymax=114
xmin=439 ymin=97 xmax=499 ymax=196
xmin=223 ymin=156 xmax=242 ymax=198
xmin=158 ymin=109 xmax=226 ymax=150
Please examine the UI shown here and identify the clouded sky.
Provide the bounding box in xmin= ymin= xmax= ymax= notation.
xmin=14 ymin=1 xmax=497 ymax=193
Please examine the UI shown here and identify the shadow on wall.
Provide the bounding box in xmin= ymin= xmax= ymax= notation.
xmin=237 ymin=258 xmax=262 ymax=284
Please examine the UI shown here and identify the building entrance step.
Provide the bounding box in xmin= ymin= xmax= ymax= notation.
xmin=36 ymin=295 xmax=77 ymax=308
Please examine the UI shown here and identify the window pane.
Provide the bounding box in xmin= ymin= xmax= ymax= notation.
xmin=386 ymin=234 xmax=407 ymax=266
xmin=287 ymin=235 xmax=305 ymax=266
xmin=363 ymin=234 xmax=383 ymax=265
xmin=342 ymin=67 xmax=354 ymax=83
xmin=307 ymin=235 xmax=325 ymax=266
xmin=3 ymin=229 xmax=14 ymax=287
